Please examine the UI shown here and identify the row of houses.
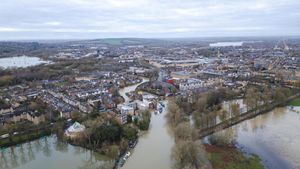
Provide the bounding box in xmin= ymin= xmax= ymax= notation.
xmin=0 ymin=109 xmax=45 ymax=126
xmin=115 ymin=93 xmax=158 ymax=124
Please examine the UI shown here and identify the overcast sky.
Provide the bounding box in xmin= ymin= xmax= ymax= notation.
xmin=0 ymin=0 xmax=300 ymax=40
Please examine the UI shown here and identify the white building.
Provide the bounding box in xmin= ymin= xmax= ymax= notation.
xmin=179 ymin=78 xmax=204 ymax=91
xmin=116 ymin=111 xmax=128 ymax=124
xmin=135 ymin=100 xmax=149 ymax=110
xmin=65 ymin=122 xmax=86 ymax=137
xmin=120 ymin=105 xmax=135 ymax=115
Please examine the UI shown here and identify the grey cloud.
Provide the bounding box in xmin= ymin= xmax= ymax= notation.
xmin=0 ymin=0 xmax=299 ymax=40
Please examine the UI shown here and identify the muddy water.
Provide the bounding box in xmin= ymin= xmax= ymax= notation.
xmin=119 ymin=78 xmax=175 ymax=169
xmin=0 ymin=77 xmax=150 ymax=169
xmin=213 ymin=106 xmax=300 ymax=169
xmin=0 ymin=136 xmax=114 ymax=169
xmin=119 ymin=78 xmax=148 ymax=103
xmin=122 ymin=102 xmax=174 ymax=169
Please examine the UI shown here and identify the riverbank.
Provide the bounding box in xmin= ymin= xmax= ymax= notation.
xmin=0 ymin=130 xmax=51 ymax=148
xmin=205 ymin=144 xmax=264 ymax=169
xmin=121 ymin=101 xmax=174 ymax=169
xmin=0 ymin=135 xmax=115 ymax=169
xmin=288 ymin=97 xmax=300 ymax=106
xmin=167 ymin=87 xmax=300 ymax=169
xmin=199 ymin=92 xmax=300 ymax=138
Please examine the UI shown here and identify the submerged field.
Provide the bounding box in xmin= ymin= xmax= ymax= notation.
xmin=205 ymin=144 xmax=264 ymax=169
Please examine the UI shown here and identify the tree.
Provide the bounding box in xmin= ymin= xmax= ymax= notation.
xmin=244 ymin=87 xmax=260 ymax=111
xmin=137 ymin=110 xmax=151 ymax=130
xmin=29 ymin=101 xmax=39 ymax=110
xmin=274 ymin=88 xmax=287 ymax=105
xmin=209 ymin=129 xmax=234 ymax=146
xmin=230 ymin=102 xmax=240 ymax=117
xmin=295 ymin=80 xmax=300 ymax=88
xmin=261 ymin=86 xmax=272 ymax=104
xmin=138 ymin=119 xmax=150 ymax=130
xmin=172 ymin=140 xmax=208 ymax=169
xmin=0 ymin=75 xmax=13 ymax=87
xmin=205 ymin=91 xmax=220 ymax=107
xmin=5 ymin=123 xmax=17 ymax=142
xmin=133 ymin=117 xmax=138 ymax=126
xmin=106 ymin=145 xmax=119 ymax=158
xmin=166 ymin=99 xmax=183 ymax=127
xmin=219 ymin=110 xmax=228 ymax=122
xmin=71 ymin=111 xmax=82 ymax=122
xmin=122 ymin=126 xmax=138 ymax=141
xmin=196 ymin=97 xmax=207 ymax=113
xmin=127 ymin=115 xmax=132 ymax=123
xmin=90 ymin=120 xmax=122 ymax=147
xmin=91 ymin=103 xmax=100 ymax=117
xmin=174 ymin=123 xmax=198 ymax=142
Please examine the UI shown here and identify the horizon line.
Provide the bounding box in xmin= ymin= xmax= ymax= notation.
xmin=1 ymin=35 xmax=300 ymax=42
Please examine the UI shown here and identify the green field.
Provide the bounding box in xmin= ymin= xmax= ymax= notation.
xmin=288 ymin=97 xmax=300 ymax=106
xmin=206 ymin=145 xmax=264 ymax=169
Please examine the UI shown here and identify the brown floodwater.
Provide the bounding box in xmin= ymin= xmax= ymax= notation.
xmin=122 ymin=101 xmax=175 ymax=169
xmin=0 ymin=136 xmax=114 ymax=169
xmin=212 ymin=106 xmax=300 ymax=169
xmin=119 ymin=78 xmax=148 ymax=103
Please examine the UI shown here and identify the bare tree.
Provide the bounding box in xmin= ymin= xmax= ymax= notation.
xmin=166 ymin=99 xmax=182 ymax=127
xmin=172 ymin=140 xmax=208 ymax=169
xmin=230 ymin=102 xmax=240 ymax=117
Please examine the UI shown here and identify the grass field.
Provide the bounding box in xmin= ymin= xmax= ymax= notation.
xmin=288 ymin=97 xmax=300 ymax=106
xmin=205 ymin=144 xmax=264 ymax=169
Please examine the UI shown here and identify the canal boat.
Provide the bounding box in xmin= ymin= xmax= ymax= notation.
xmin=119 ymin=151 xmax=131 ymax=167
xmin=129 ymin=139 xmax=138 ymax=148
xmin=125 ymin=152 xmax=131 ymax=158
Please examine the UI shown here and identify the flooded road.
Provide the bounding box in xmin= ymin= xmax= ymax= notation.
xmin=122 ymin=102 xmax=174 ymax=169
xmin=0 ymin=136 xmax=114 ymax=169
xmin=213 ymin=106 xmax=300 ymax=169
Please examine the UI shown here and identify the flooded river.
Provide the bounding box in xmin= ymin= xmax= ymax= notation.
xmin=122 ymin=101 xmax=174 ymax=169
xmin=4 ymin=75 xmax=298 ymax=169
xmin=119 ymin=78 xmax=148 ymax=103
xmin=213 ymin=106 xmax=300 ymax=169
xmin=0 ymin=56 xmax=49 ymax=69
xmin=0 ymin=136 xmax=114 ymax=169
xmin=119 ymin=78 xmax=175 ymax=169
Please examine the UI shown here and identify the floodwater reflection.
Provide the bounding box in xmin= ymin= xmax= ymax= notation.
xmin=0 ymin=136 xmax=113 ymax=169
xmin=122 ymin=101 xmax=175 ymax=169
xmin=210 ymin=106 xmax=300 ymax=169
